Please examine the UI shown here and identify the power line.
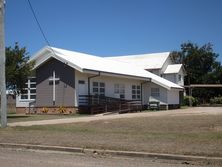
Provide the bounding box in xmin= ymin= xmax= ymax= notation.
xmin=27 ymin=0 xmax=58 ymax=62
xmin=27 ymin=0 xmax=66 ymax=107
xmin=27 ymin=0 xmax=51 ymax=47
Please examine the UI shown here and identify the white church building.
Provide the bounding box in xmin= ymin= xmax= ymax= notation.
xmin=16 ymin=46 xmax=185 ymax=114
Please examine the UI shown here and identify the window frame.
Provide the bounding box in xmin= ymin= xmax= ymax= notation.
xmin=92 ymin=81 xmax=105 ymax=96
xmin=132 ymin=84 xmax=141 ymax=100
xmin=114 ymin=83 xmax=125 ymax=99
xmin=19 ymin=77 xmax=36 ymax=101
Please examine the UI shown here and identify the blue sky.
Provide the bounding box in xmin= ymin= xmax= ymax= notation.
xmin=5 ymin=0 xmax=222 ymax=62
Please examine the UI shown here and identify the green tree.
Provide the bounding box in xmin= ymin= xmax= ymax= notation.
xmin=6 ymin=42 xmax=34 ymax=94
xmin=171 ymin=42 xmax=222 ymax=103
xmin=171 ymin=42 xmax=220 ymax=85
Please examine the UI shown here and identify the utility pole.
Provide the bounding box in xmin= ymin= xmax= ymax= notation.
xmin=0 ymin=0 xmax=7 ymax=128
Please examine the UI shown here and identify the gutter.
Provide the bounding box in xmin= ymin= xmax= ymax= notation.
xmin=83 ymin=68 xmax=151 ymax=81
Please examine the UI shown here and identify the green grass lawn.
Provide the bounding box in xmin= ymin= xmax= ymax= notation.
xmin=0 ymin=113 xmax=222 ymax=157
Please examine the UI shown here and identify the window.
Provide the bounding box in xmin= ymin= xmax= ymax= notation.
xmin=21 ymin=95 xmax=28 ymax=99
xmin=114 ymin=83 xmax=125 ymax=99
xmin=30 ymin=95 xmax=36 ymax=99
xmin=30 ymin=89 xmax=36 ymax=94
xmin=92 ymin=82 xmax=105 ymax=96
xmin=30 ymin=84 xmax=36 ymax=88
xmin=132 ymin=85 xmax=141 ymax=100
xmin=151 ymin=88 xmax=160 ymax=97
xmin=178 ymin=75 xmax=182 ymax=82
xmin=20 ymin=77 xmax=36 ymax=100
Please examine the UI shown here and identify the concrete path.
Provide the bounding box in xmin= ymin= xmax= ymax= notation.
xmin=8 ymin=107 xmax=222 ymax=127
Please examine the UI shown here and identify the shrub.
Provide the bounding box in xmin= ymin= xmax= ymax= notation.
xmin=210 ymin=96 xmax=222 ymax=104
xmin=183 ymin=96 xmax=198 ymax=106
xmin=42 ymin=107 xmax=49 ymax=113
xmin=58 ymin=106 xmax=66 ymax=114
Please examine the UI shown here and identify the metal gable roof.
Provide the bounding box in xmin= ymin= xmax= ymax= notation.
xmin=164 ymin=64 xmax=183 ymax=74
xmin=30 ymin=46 xmax=183 ymax=90
xmin=105 ymin=52 xmax=170 ymax=70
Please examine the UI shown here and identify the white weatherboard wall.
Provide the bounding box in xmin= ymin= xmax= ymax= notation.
xmin=167 ymin=89 xmax=179 ymax=104
xmin=142 ymin=83 xmax=150 ymax=105
xmin=16 ymin=97 xmax=32 ymax=107
xmin=143 ymin=82 xmax=168 ymax=105
xmin=177 ymin=68 xmax=184 ymax=86
xmin=75 ymin=71 xmax=181 ymax=107
xmin=90 ymin=75 xmax=142 ymax=99
xmin=75 ymin=71 xmax=144 ymax=106
xmin=163 ymin=74 xmax=176 ymax=84
xmin=163 ymin=69 xmax=184 ymax=86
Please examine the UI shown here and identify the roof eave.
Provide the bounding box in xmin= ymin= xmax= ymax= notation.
xmin=82 ymin=68 xmax=151 ymax=81
xmin=30 ymin=47 xmax=83 ymax=72
xmin=163 ymin=72 xmax=179 ymax=74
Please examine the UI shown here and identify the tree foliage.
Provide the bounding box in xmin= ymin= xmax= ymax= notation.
xmin=171 ymin=42 xmax=220 ymax=84
xmin=6 ymin=43 xmax=34 ymax=94
xmin=171 ymin=42 xmax=222 ymax=102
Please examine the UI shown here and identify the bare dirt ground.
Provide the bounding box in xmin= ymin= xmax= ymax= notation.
xmin=0 ymin=107 xmax=222 ymax=158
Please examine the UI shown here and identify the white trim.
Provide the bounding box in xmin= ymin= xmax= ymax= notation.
xmin=49 ymin=70 xmax=60 ymax=103
xmin=19 ymin=77 xmax=36 ymax=101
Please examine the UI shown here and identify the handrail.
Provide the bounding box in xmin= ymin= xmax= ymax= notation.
xmin=78 ymin=94 xmax=142 ymax=114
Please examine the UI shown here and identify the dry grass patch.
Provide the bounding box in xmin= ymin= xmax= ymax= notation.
xmin=0 ymin=114 xmax=222 ymax=157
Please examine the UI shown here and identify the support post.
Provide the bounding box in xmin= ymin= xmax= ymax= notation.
xmin=0 ymin=0 xmax=7 ymax=128
xmin=189 ymin=86 xmax=192 ymax=107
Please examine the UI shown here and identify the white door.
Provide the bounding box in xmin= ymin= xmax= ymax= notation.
xmin=78 ymin=80 xmax=87 ymax=106
xmin=78 ymin=80 xmax=87 ymax=95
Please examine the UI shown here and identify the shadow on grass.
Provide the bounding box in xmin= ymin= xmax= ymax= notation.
xmin=7 ymin=115 xmax=30 ymax=118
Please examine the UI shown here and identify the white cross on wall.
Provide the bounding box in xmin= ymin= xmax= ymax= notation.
xmin=49 ymin=70 xmax=60 ymax=105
